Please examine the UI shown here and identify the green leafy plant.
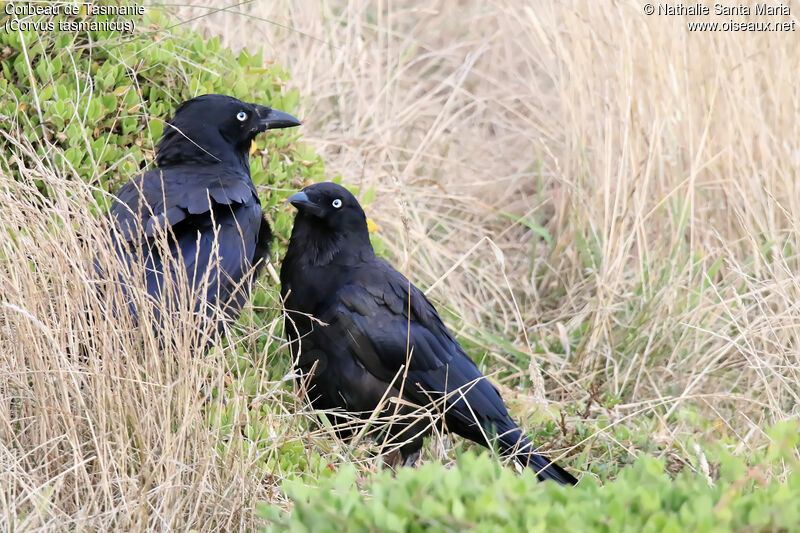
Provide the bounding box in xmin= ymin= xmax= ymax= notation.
xmin=260 ymin=422 xmax=800 ymax=532
xmin=0 ymin=8 xmax=325 ymax=215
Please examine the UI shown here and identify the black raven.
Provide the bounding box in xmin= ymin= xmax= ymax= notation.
xmin=281 ymin=182 xmax=577 ymax=485
xmin=108 ymin=94 xmax=300 ymax=332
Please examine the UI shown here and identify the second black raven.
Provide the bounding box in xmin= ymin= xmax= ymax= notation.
xmin=108 ymin=94 xmax=300 ymax=332
xmin=281 ymin=182 xmax=577 ymax=485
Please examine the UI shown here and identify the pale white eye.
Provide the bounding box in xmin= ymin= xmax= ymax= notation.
xmin=236 ymin=111 xmax=248 ymax=122
xmin=332 ymin=198 xmax=342 ymax=208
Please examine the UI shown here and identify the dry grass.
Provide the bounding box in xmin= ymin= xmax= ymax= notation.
xmin=0 ymin=133 xmax=294 ymax=529
xmin=3 ymin=0 xmax=800 ymax=529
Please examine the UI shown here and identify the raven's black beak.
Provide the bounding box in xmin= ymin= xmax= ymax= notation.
xmin=287 ymin=191 xmax=325 ymax=217
xmin=256 ymin=106 xmax=302 ymax=130
xmin=288 ymin=191 xmax=314 ymax=209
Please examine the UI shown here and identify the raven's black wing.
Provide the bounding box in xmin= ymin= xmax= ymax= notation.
xmin=314 ymin=259 xmax=576 ymax=484
xmin=109 ymin=166 xmax=263 ymax=326
xmin=323 ymin=259 xmax=513 ymax=437
xmin=111 ymin=166 xmax=256 ymax=241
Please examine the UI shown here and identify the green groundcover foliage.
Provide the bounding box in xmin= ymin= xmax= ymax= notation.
xmin=261 ymin=422 xmax=800 ymax=532
xmin=0 ymin=6 xmax=325 ymax=231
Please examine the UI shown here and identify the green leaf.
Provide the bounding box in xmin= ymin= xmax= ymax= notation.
xmin=499 ymin=210 xmax=552 ymax=246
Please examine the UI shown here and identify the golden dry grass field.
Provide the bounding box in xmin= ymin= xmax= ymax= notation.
xmin=2 ymin=0 xmax=800 ymax=529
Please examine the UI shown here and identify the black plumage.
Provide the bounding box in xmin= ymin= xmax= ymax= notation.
xmin=280 ymin=182 xmax=577 ymax=485
xmin=108 ymin=94 xmax=300 ymax=332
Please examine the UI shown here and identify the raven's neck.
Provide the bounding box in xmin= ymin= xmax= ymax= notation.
xmin=155 ymin=126 xmax=250 ymax=170
xmin=283 ymin=217 xmax=373 ymax=272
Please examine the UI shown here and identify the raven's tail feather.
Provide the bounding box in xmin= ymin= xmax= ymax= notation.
xmin=498 ymin=429 xmax=578 ymax=486
xmin=522 ymin=451 xmax=579 ymax=485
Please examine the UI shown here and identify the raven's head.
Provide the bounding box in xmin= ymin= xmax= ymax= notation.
xmin=285 ymin=182 xmax=373 ymax=265
xmin=288 ymin=182 xmax=368 ymax=232
xmin=155 ymin=94 xmax=301 ymax=168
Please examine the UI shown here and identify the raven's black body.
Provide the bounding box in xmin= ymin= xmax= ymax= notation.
xmin=109 ymin=94 xmax=300 ymax=332
xmin=281 ymin=182 xmax=577 ymax=485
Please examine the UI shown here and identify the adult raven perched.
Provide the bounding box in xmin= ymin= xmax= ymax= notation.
xmin=108 ymin=94 xmax=300 ymax=332
xmin=281 ymin=182 xmax=577 ymax=485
